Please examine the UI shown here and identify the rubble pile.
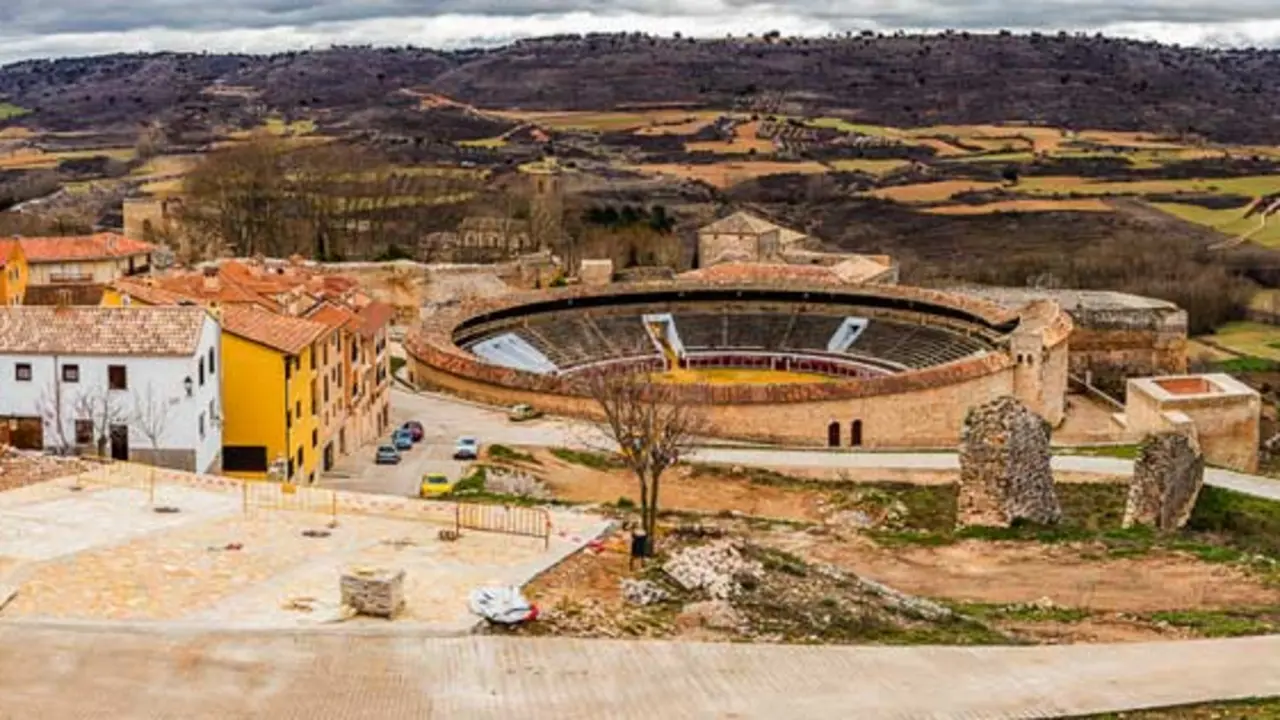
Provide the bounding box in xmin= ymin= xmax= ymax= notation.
xmin=0 ymin=447 xmax=94 ymax=493
xmin=620 ymin=578 xmax=669 ymax=606
xmin=957 ymin=396 xmax=1061 ymax=529
xmin=1124 ymin=432 xmax=1205 ymax=531
xmin=484 ymin=466 xmax=551 ymax=500
xmin=339 ymin=567 xmax=406 ymax=618
xmin=662 ymin=541 xmax=764 ymax=600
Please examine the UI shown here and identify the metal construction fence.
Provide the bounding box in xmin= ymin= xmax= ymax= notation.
xmin=456 ymin=503 xmax=552 ymax=548
xmin=72 ymin=460 xmax=548 ymax=544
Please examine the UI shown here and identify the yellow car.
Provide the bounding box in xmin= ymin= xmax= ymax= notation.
xmin=419 ymin=473 xmax=454 ymax=497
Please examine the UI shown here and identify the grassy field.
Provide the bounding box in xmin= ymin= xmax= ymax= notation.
xmin=1151 ymin=202 xmax=1280 ymax=245
xmin=1199 ymin=322 xmax=1280 ymax=361
xmin=0 ymin=103 xmax=29 ymax=121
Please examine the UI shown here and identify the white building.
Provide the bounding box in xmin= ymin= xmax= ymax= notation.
xmin=0 ymin=306 xmax=223 ymax=473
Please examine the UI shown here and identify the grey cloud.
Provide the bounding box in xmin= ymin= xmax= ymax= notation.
xmin=1 ymin=0 xmax=1280 ymax=64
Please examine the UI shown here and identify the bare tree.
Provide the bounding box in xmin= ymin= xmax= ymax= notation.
xmin=34 ymin=378 xmax=72 ymax=454
xmin=130 ymin=382 xmax=175 ymax=504
xmin=73 ymin=385 xmax=128 ymax=459
xmin=581 ymin=368 xmax=706 ymax=555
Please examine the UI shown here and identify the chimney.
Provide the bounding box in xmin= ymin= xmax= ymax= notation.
xmin=105 ymin=234 xmax=118 ymax=252
xmin=202 ymin=265 xmax=220 ymax=292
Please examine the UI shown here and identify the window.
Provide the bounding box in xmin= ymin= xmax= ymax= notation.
xmin=323 ymin=342 xmax=329 ymax=366
xmin=198 ymin=412 xmax=206 ymax=439
xmin=324 ymin=377 xmax=330 ymax=403
xmin=198 ymin=358 xmax=205 ymax=387
xmin=295 ymin=401 xmax=301 ymax=418
xmin=75 ymin=419 xmax=93 ymax=446
xmin=208 ymin=347 xmax=215 ymax=375
xmin=312 ymin=429 xmax=318 ymax=448
xmin=61 ymin=364 xmax=79 ymax=383
xmin=310 ymin=348 xmax=316 ymax=370
xmin=223 ymin=446 xmax=268 ymax=473
xmin=285 ymin=358 xmax=292 ymax=380
xmin=14 ymin=363 xmax=31 ymax=382
xmin=108 ymin=365 xmax=127 ymax=390
xmin=295 ymin=447 xmax=303 ymax=472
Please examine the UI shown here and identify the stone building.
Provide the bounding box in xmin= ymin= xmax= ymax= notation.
xmin=695 ymin=211 xmax=898 ymax=283
xmin=1118 ymin=374 xmax=1260 ymax=473
xmin=952 ymin=287 xmax=1188 ymax=380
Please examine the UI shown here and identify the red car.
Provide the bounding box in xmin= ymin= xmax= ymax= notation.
xmin=401 ymin=421 xmax=425 ymax=442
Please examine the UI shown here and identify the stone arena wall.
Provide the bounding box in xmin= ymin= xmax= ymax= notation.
xmin=409 ymin=352 xmax=1017 ymax=448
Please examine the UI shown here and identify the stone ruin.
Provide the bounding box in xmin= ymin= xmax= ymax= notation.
xmin=957 ymin=396 xmax=1062 ymax=528
xmin=1123 ymin=432 xmax=1205 ymax=531
xmin=339 ymin=567 xmax=406 ymax=618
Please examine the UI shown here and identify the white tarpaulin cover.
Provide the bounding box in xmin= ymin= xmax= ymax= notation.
xmin=469 ymin=585 xmax=537 ymax=624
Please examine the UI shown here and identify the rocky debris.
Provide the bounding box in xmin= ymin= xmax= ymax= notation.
xmin=1124 ymin=432 xmax=1205 ymax=531
xmin=620 ymin=578 xmax=670 ymax=606
xmin=840 ymin=568 xmax=954 ymax=621
xmin=957 ymin=396 xmax=1061 ymax=529
xmin=339 ymin=567 xmax=406 ymax=619
xmin=676 ymin=600 xmax=743 ymax=631
xmin=484 ymin=466 xmax=551 ymax=499
xmin=662 ymin=541 xmax=764 ymax=600
xmin=0 ymin=447 xmax=94 ymax=493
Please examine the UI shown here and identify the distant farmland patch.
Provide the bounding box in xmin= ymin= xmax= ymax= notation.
xmin=869 ymin=180 xmax=1004 ymax=203
xmin=629 ymin=160 xmax=827 ymax=188
xmin=828 ymin=159 xmax=912 ymax=176
xmin=922 ymin=199 xmax=1113 ymax=215
xmin=685 ymin=121 xmax=775 ymax=154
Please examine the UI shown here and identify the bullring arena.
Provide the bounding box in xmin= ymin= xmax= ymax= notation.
xmin=408 ymin=277 xmax=1072 ymax=448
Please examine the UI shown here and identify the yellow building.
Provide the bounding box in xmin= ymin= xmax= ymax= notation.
xmin=0 ymin=239 xmax=28 ymax=306
xmin=104 ymin=259 xmax=395 ymax=482
xmin=216 ymin=305 xmax=327 ymax=482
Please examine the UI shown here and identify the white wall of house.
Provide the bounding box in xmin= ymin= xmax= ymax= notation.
xmin=0 ymin=315 xmax=222 ymax=473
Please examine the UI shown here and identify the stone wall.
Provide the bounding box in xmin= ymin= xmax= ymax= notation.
xmin=957 ymin=396 xmax=1061 ymax=528
xmin=698 ymin=232 xmax=759 ymax=266
xmin=1124 ymin=432 xmax=1204 ymax=531
xmin=411 ymin=350 xmax=1017 ymax=448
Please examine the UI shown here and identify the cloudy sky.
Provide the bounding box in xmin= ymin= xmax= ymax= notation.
xmin=3 ymin=1 xmax=1280 ymax=64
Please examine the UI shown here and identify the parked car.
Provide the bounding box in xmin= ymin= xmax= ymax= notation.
xmin=453 ymin=436 xmax=480 ymax=460
xmin=393 ymin=429 xmax=415 ymax=451
xmin=375 ymin=445 xmax=401 ymax=465
xmin=507 ymin=403 xmax=544 ymax=422
xmin=401 ymin=421 xmax=425 ymax=442
xmin=419 ymin=473 xmax=454 ymax=497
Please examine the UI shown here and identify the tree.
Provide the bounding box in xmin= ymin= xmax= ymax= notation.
xmin=581 ymin=369 xmax=706 ymax=555
xmin=73 ymin=384 xmax=128 ymax=459
xmin=130 ymin=382 xmax=175 ymax=504
xmin=34 ymin=379 xmax=73 ymax=454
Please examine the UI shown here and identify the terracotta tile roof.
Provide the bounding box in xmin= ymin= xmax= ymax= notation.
xmin=18 ymin=233 xmax=155 ymax=263
xmin=306 ymin=302 xmax=361 ymax=330
xmin=219 ymin=304 xmax=328 ymax=355
xmin=699 ymin=211 xmax=782 ymax=236
xmin=0 ymin=306 xmax=208 ymax=356
xmin=355 ymin=301 xmax=394 ymax=339
xmin=110 ymin=278 xmax=192 ymax=306
xmin=0 ymin=239 xmax=19 ymax=268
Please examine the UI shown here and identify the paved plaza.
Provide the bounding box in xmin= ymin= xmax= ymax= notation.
xmin=0 ymin=469 xmax=608 ymax=631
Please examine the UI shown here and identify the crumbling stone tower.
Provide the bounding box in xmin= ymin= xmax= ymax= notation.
xmin=957 ymin=396 xmax=1062 ymax=528
xmin=1123 ymin=431 xmax=1205 ymax=531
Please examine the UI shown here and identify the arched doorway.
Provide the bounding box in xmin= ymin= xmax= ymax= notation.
xmin=827 ymin=421 xmax=840 ymax=448
xmin=850 ymin=419 xmax=863 ymax=447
